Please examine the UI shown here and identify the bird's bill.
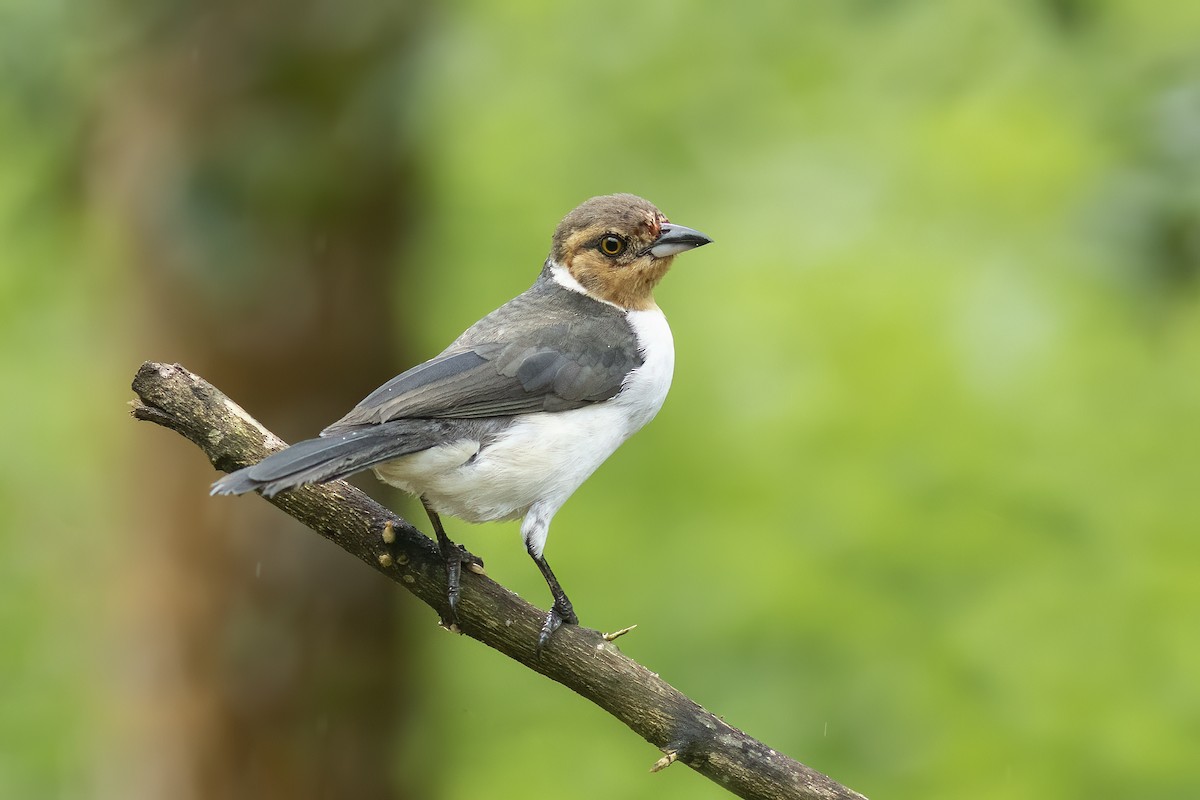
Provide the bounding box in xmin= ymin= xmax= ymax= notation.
xmin=648 ymin=223 xmax=713 ymax=258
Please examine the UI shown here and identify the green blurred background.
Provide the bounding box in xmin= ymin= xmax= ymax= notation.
xmin=3 ymin=1 xmax=1199 ymax=798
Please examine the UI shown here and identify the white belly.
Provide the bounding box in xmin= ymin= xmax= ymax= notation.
xmin=373 ymin=308 xmax=674 ymax=529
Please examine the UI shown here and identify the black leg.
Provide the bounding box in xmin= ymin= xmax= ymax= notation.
xmin=530 ymin=548 xmax=579 ymax=653
xmin=420 ymin=496 xmax=483 ymax=628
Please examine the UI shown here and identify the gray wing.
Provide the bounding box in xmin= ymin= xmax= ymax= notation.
xmin=323 ymin=286 xmax=640 ymax=433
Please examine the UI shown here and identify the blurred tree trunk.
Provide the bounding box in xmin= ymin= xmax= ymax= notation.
xmin=91 ymin=3 xmax=430 ymax=798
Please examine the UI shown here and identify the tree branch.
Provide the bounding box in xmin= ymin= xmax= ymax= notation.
xmin=129 ymin=361 xmax=868 ymax=800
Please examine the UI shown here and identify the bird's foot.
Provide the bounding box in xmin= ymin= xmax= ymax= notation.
xmin=439 ymin=542 xmax=485 ymax=630
xmin=536 ymin=596 xmax=579 ymax=654
xmin=420 ymin=499 xmax=486 ymax=631
xmin=458 ymin=544 xmax=487 ymax=576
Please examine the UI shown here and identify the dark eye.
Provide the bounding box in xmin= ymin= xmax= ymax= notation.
xmin=598 ymin=235 xmax=626 ymax=257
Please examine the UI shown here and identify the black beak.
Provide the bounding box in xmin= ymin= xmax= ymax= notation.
xmin=648 ymin=223 xmax=713 ymax=258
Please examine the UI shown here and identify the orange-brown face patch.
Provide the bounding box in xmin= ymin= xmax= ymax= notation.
xmin=549 ymin=195 xmax=680 ymax=311
xmin=565 ymin=248 xmax=674 ymax=311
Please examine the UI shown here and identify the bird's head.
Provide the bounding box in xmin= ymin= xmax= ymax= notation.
xmin=549 ymin=193 xmax=712 ymax=311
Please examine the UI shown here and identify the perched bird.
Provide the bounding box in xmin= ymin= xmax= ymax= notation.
xmin=212 ymin=193 xmax=711 ymax=648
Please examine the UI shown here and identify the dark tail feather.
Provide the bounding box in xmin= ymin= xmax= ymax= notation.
xmin=211 ymin=423 xmax=427 ymax=498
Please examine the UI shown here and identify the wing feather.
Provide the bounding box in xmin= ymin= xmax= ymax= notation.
xmin=322 ymin=279 xmax=641 ymax=434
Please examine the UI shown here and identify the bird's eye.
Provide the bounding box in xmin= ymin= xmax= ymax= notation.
xmin=598 ymin=235 xmax=626 ymax=257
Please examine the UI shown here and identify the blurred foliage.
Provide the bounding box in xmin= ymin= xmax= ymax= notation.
xmin=3 ymin=1 xmax=1200 ymax=798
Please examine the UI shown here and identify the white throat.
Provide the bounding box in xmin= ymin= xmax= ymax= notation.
xmin=547 ymin=260 xmax=621 ymax=309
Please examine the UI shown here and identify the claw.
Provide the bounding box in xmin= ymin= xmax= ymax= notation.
xmin=536 ymin=608 xmax=564 ymax=654
xmin=535 ymin=597 xmax=578 ymax=655
xmin=444 ymin=555 xmax=462 ymax=624
xmin=441 ymin=544 xmax=486 ymax=626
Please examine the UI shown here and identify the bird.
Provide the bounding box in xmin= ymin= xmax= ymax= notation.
xmin=211 ymin=193 xmax=712 ymax=649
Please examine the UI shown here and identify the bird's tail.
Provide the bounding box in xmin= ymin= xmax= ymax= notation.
xmin=211 ymin=422 xmax=430 ymax=498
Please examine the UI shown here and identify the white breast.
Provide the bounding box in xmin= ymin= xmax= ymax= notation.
xmin=615 ymin=308 xmax=675 ymax=429
xmin=374 ymin=308 xmax=675 ymax=536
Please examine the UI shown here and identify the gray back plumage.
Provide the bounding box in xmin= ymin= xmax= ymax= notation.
xmin=322 ymin=265 xmax=641 ymax=433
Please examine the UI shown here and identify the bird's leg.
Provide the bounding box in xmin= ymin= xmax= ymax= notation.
xmin=420 ymin=496 xmax=484 ymax=628
xmin=529 ymin=547 xmax=580 ymax=652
